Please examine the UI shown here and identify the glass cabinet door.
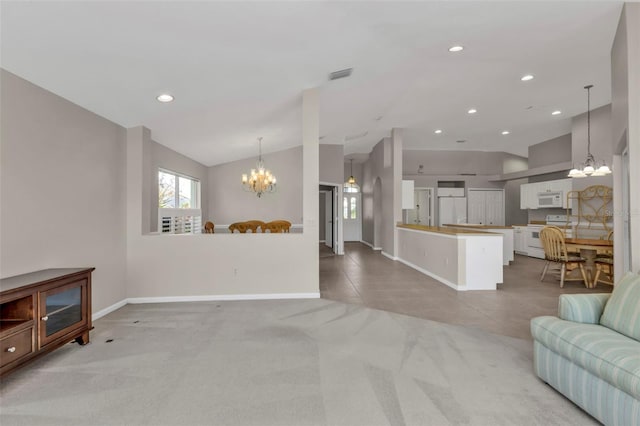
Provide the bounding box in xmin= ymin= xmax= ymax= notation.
xmin=39 ymin=279 xmax=87 ymax=346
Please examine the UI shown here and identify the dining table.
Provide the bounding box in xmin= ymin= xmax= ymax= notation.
xmin=565 ymin=238 xmax=613 ymax=288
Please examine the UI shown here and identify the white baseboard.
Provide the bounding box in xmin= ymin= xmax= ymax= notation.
xmin=319 ymin=240 xmax=326 ymax=243
xmin=127 ymin=292 xmax=321 ymax=304
xmin=359 ymin=240 xmax=382 ymax=250
xmin=92 ymin=299 xmax=128 ymax=321
xmin=395 ymin=258 xmax=464 ymax=291
xmin=91 ymin=293 xmax=321 ymax=320
xmin=381 ymin=251 xmax=397 ymax=260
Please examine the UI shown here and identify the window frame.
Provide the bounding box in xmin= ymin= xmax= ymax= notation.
xmin=158 ymin=168 xmax=201 ymax=210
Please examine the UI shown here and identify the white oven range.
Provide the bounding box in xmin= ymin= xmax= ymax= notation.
xmin=525 ymin=215 xmax=573 ymax=259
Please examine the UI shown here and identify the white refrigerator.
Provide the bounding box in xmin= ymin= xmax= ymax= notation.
xmin=438 ymin=197 xmax=467 ymax=226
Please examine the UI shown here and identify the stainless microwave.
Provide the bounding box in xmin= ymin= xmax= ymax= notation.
xmin=537 ymin=191 xmax=563 ymax=208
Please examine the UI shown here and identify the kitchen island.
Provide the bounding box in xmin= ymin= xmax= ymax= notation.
xmin=397 ymin=224 xmax=503 ymax=291
xmin=443 ymin=224 xmax=513 ymax=265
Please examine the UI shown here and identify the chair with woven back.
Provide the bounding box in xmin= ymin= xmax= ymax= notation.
xmin=228 ymin=222 xmax=249 ymax=233
xmin=539 ymin=226 xmax=589 ymax=288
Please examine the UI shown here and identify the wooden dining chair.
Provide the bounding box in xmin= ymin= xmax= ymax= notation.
xmin=204 ymin=221 xmax=215 ymax=234
xmin=228 ymin=222 xmax=249 ymax=233
xmin=244 ymin=220 xmax=265 ymax=233
xmin=593 ymin=258 xmax=614 ymax=286
xmin=262 ymin=220 xmax=291 ymax=233
xmin=540 ymin=226 xmax=589 ymax=288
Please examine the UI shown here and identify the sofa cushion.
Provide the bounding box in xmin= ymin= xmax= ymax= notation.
xmin=600 ymin=271 xmax=640 ymax=341
xmin=531 ymin=316 xmax=640 ymax=400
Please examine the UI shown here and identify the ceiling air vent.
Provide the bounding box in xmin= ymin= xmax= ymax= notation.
xmin=329 ymin=68 xmax=353 ymax=81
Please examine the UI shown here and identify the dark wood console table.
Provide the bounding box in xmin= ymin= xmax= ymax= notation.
xmin=1 ymin=268 xmax=94 ymax=377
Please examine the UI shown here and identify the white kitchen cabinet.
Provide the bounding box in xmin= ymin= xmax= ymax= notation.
xmin=520 ymin=179 xmax=573 ymax=209
xmin=513 ymin=226 xmax=527 ymax=254
xmin=437 ymin=187 xmax=465 ymax=197
xmin=467 ymin=189 xmax=504 ymax=225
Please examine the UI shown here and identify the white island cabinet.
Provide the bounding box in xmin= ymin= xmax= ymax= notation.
xmin=397 ymin=224 xmax=503 ymax=291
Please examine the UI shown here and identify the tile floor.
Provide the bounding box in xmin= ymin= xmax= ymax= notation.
xmin=319 ymin=242 xmax=612 ymax=340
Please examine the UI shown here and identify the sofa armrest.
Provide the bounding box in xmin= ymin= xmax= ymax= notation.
xmin=558 ymin=294 xmax=611 ymax=324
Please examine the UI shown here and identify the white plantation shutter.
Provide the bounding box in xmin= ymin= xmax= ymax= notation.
xmin=158 ymin=208 xmax=202 ymax=234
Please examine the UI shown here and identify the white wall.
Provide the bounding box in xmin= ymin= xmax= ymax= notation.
xmin=207 ymin=146 xmax=303 ymax=225
xmin=0 ymin=69 xmax=127 ymax=313
xmin=149 ymin=141 xmax=209 ymax=232
xmin=125 ymin=89 xmax=320 ymax=299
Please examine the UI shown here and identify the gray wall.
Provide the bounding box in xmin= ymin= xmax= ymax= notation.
xmin=571 ymin=104 xmax=613 ymax=192
xmin=504 ymin=178 xmax=529 ymax=225
xmin=611 ymin=3 xmax=640 ymax=273
xmin=149 ymin=141 xmax=209 ymax=232
xmin=207 ymin=146 xmax=303 ymax=224
xmin=319 ymin=144 xmax=344 ymax=184
xmin=403 ymin=150 xmax=513 ymax=176
xmin=0 ymin=69 xmax=127 ymax=313
xmin=527 ymin=133 xmax=572 ymax=169
xmin=361 ymin=135 xmax=402 ymax=254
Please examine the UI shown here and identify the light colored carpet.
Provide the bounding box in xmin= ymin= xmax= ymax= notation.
xmin=0 ymin=299 xmax=596 ymax=426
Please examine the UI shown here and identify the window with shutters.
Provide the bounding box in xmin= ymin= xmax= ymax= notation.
xmin=158 ymin=169 xmax=201 ymax=233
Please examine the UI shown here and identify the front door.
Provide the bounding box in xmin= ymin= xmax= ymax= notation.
xmin=343 ymin=193 xmax=361 ymax=241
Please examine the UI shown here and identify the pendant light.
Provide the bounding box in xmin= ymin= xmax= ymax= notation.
xmin=568 ymin=85 xmax=612 ymax=178
xmin=344 ymin=159 xmax=360 ymax=193
xmin=241 ymin=137 xmax=277 ymax=197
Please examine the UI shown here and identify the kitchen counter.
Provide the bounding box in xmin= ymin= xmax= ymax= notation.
xmin=443 ymin=224 xmax=514 ymax=265
xmin=397 ymin=224 xmax=503 ymax=290
xmin=397 ymin=224 xmax=495 ymax=236
xmin=442 ymin=223 xmax=513 ymax=230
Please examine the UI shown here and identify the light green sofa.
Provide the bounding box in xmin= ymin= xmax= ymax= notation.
xmin=531 ymin=272 xmax=640 ymax=426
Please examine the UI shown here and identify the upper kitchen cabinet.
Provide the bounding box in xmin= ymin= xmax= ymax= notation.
xmin=520 ymin=179 xmax=573 ymax=209
xmin=467 ymin=189 xmax=504 ymax=225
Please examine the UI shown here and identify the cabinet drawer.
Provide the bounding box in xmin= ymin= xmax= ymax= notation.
xmin=1 ymin=327 xmax=34 ymax=368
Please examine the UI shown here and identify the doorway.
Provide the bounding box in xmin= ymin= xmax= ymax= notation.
xmin=405 ymin=187 xmax=434 ymax=226
xmin=343 ymin=193 xmax=362 ymax=241
xmin=319 ymin=184 xmax=342 ymax=255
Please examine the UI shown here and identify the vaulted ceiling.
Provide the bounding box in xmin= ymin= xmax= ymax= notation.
xmin=1 ymin=1 xmax=622 ymax=166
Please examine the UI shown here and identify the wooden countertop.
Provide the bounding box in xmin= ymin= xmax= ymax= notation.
xmin=397 ymin=224 xmax=498 ymax=236
xmin=443 ymin=224 xmax=514 ymax=230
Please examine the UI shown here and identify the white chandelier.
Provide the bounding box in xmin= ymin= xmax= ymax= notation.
xmin=568 ymin=85 xmax=612 ymax=178
xmin=242 ymin=137 xmax=277 ymax=197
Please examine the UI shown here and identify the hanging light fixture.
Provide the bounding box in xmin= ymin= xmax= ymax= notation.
xmin=344 ymin=159 xmax=360 ymax=193
xmin=568 ymin=85 xmax=612 ymax=178
xmin=241 ymin=137 xmax=277 ymax=197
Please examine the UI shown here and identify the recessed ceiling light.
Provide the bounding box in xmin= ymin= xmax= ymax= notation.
xmin=521 ymin=74 xmax=534 ymax=81
xmin=501 ymin=130 xmax=510 ymax=135
xmin=448 ymin=45 xmax=464 ymax=52
xmin=467 ymin=109 xmax=477 ymax=114
xmin=156 ymin=94 xmax=174 ymax=103
xmin=552 ymin=110 xmax=562 ymax=115
xmin=434 ymin=129 xmax=443 ymax=134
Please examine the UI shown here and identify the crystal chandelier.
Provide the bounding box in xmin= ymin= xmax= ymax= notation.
xmin=344 ymin=159 xmax=360 ymax=193
xmin=241 ymin=137 xmax=276 ymax=197
xmin=568 ymin=85 xmax=612 ymax=178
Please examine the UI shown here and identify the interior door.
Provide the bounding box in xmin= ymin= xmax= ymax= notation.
xmin=484 ymin=190 xmax=504 ymax=225
xmin=325 ymin=192 xmax=332 ymax=248
xmin=467 ymin=190 xmax=485 ymax=224
xmin=343 ymin=193 xmax=362 ymax=241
